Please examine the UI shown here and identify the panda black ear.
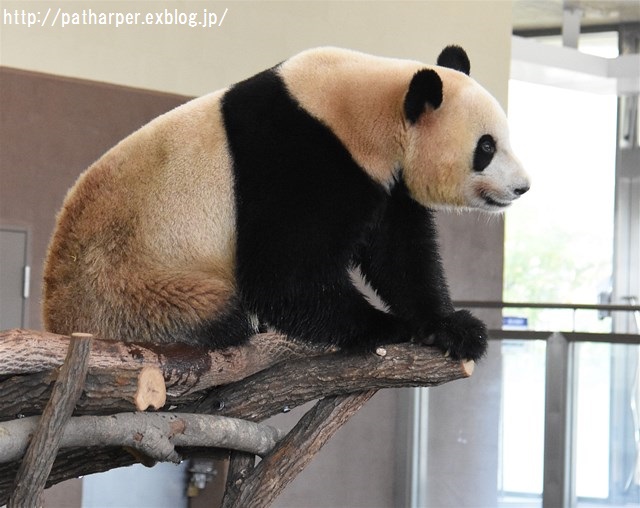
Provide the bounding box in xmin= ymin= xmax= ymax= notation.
xmin=437 ymin=45 xmax=471 ymax=75
xmin=404 ymin=69 xmax=443 ymax=124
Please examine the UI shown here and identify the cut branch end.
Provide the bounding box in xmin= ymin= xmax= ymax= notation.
xmin=135 ymin=366 xmax=167 ymax=411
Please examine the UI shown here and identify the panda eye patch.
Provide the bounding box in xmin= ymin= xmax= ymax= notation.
xmin=474 ymin=134 xmax=496 ymax=172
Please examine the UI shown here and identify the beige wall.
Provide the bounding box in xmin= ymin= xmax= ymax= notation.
xmin=1 ymin=0 xmax=512 ymax=104
xmin=1 ymin=1 xmax=514 ymax=506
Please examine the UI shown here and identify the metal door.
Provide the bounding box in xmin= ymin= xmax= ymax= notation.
xmin=0 ymin=228 xmax=29 ymax=329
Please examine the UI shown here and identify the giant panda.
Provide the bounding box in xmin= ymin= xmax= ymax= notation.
xmin=43 ymin=45 xmax=529 ymax=361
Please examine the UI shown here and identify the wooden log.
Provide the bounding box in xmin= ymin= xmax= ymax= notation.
xmin=186 ymin=342 xmax=474 ymax=421
xmin=222 ymin=391 xmax=377 ymax=508
xmin=9 ymin=333 xmax=93 ymax=507
xmin=0 ymin=334 xmax=473 ymax=502
xmin=223 ymin=451 xmax=256 ymax=506
xmin=0 ymin=413 xmax=285 ymax=464
xmin=0 ymin=333 xmax=471 ymax=422
xmin=0 ymin=329 xmax=331 ymax=419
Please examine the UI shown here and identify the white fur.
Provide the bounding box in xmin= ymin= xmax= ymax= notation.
xmin=463 ymin=95 xmax=530 ymax=212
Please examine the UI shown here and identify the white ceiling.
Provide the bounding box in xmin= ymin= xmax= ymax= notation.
xmin=513 ymin=0 xmax=640 ymax=32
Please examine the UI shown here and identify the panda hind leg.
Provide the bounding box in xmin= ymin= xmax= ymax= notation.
xmin=126 ymin=268 xmax=252 ymax=348
xmin=193 ymin=294 xmax=255 ymax=348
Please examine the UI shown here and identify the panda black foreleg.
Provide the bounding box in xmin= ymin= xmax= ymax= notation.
xmin=357 ymin=183 xmax=488 ymax=361
xmin=255 ymin=274 xmax=412 ymax=351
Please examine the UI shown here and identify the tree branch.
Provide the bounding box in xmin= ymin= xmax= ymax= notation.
xmin=0 ymin=330 xmax=473 ymax=504
xmin=0 ymin=413 xmax=285 ymax=464
xmin=9 ymin=333 xmax=92 ymax=507
xmin=184 ymin=343 xmax=473 ymax=421
xmin=222 ymin=391 xmax=377 ymax=508
xmin=0 ymin=329 xmax=331 ymax=420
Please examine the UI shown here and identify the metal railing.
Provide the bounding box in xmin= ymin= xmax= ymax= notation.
xmin=455 ymin=300 xmax=640 ymax=344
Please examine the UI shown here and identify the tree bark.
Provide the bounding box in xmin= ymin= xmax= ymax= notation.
xmin=185 ymin=342 xmax=473 ymax=421
xmin=0 ymin=329 xmax=331 ymax=420
xmin=9 ymin=333 xmax=92 ymax=508
xmin=0 ymin=330 xmax=473 ymax=505
xmin=0 ymin=413 xmax=285 ymax=463
xmin=221 ymin=391 xmax=377 ymax=508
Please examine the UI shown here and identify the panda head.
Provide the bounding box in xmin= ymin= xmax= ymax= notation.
xmin=401 ymin=45 xmax=530 ymax=212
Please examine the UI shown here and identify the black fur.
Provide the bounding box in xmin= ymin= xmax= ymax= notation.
xmin=356 ymin=179 xmax=453 ymax=327
xmin=404 ymin=69 xmax=443 ymax=124
xmin=437 ymin=45 xmax=471 ymax=75
xmin=473 ymin=134 xmax=496 ymax=172
xmin=221 ymin=67 xmax=487 ymax=360
xmin=197 ymin=295 xmax=255 ymax=347
xmin=356 ymin=180 xmax=487 ymax=359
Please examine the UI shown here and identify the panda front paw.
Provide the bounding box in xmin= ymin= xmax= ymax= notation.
xmin=422 ymin=310 xmax=488 ymax=361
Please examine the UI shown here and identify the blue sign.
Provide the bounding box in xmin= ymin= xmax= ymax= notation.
xmin=503 ymin=316 xmax=528 ymax=328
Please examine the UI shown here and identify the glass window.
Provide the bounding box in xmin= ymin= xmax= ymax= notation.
xmin=411 ymin=32 xmax=638 ymax=508
xmin=502 ymin=35 xmax=639 ymax=508
xmin=505 ymin=80 xmax=617 ymax=319
xmin=574 ymin=342 xmax=612 ymax=500
xmin=499 ymin=340 xmax=546 ymax=503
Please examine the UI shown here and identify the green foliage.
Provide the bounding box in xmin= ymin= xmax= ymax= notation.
xmin=503 ymin=205 xmax=613 ymax=331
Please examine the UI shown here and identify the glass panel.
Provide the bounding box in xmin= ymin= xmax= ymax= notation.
xmin=498 ymin=339 xmax=546 ymax=508
xmin=505 ymin=80 xmax=617 ymax=317
xmin=574 ymin=342 xmax=640 ymax=508
xmin=82 ymin=463 xmax=189 ymax=508
xmin=504 ymin=68 xmax=624 ymax=508
xmin=574 ymin=342 xmax=612 ymax=500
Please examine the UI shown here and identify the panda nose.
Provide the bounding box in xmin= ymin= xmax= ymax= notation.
xmin=514 ymin=185 xmax=530 ymax=196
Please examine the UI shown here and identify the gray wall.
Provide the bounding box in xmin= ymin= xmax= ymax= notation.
xmin=420 ymin=213 xmax=504 ymax=508
xmin=0 ymin=67 xmax=189 ymax=330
